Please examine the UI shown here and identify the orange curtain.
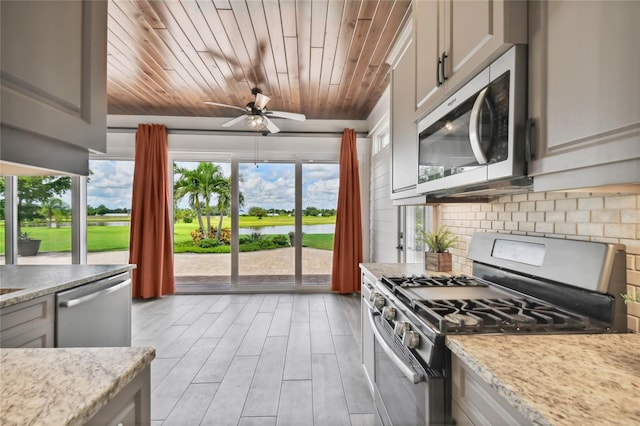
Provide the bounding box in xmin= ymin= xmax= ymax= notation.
xmin=129 ymin=124 xmax=175 ymax=298
xmin=331 ymin=128 xmax=363 ymax=294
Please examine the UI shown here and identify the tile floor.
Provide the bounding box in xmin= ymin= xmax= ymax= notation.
xmin=132 ymin=292 xmax=375 ymax=425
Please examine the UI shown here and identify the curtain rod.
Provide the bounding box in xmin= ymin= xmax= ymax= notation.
xmin=107 ymin=126 xmax=370 ymax=137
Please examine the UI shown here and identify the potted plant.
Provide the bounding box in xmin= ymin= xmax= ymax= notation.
xmin=621 ymin=293 xmax=640 ymax=304
xmin=418 ymin=225 xmax=458 ymax=272
xmin=18 ymin=232 xmax=42 ymax=256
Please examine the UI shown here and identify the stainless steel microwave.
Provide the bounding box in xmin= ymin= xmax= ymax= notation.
xmin=416 ymin=46 xmax=530 ymax=197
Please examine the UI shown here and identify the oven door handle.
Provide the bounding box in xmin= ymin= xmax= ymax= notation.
xmin=367 ymin=308 xmax=424 ymax=384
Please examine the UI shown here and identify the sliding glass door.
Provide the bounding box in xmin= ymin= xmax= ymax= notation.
xmin=237 ymin=161 xmax=295 ymax=287
xmin=173 ymin=161 xmax=233 ymax=290
xmin=301 ymin=162 xmax=338 ymax=286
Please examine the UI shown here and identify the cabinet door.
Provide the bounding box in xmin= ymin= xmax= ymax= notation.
xmin=391 ymin=39 xmax=418 ymax=194
xmin=0 ymin=0 xmax=107 ymax=174
xmin=0 ymin=295 xmax=55 ymax=348
xmin=415 ymin=0 xmax=444 ymax=114
xmin=446 ymin=0 xmax=527 ymax=95
xmin=528 ymin=1 xmax=640 ymax=187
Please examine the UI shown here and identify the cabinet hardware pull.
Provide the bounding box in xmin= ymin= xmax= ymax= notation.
xmin=441 ymin=52 xmax=448 ymax=81
xmin=436 ymin=56 xmax=443 ymax=86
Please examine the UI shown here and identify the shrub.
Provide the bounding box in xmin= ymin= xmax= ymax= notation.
xmin=190 ymin=228 xmax=204 ymax=245
xmin=183 ymin=217 xmax=193 ymax=223
xmin=198 ymin=239 xmax=218 ymax=248
xmin=271 ymin=234 xmax=289 ymax=247
xmin=249 ymin=231 xmax=262 ymax=242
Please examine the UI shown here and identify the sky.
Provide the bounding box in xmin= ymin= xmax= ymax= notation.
xmin=86 ymin=160 xmax=339 ymax=211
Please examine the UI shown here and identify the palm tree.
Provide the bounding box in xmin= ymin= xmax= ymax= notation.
xmin=211 ymin=176 xmax=244 ymax=243
xmin=173 ymin=165 xmax=206 ymax=233
xmin=174 ymin=162 xmax=226 ymax=238
xmin=40 ymin=198 xmax=70 ymax=228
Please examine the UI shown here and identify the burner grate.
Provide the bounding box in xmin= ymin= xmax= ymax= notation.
xmin=413 ymin=298 xmax=592 ymax=333
xmin=382 ymin=275 xmax=488 ymax=288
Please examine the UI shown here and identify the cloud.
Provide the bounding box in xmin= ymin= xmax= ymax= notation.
xmin=87 ymin=160 xmax=134 ymax=209
xmin=86 ymin=161 xmax=339 ymax=211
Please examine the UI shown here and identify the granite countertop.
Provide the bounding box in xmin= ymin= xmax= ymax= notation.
xmin=447 ymin=334 xmax=640 ymax=425
xmin=0 ymin=264 xmax=135 ymax=308
xmin=0 ymin=346 xmax=155 ymax=426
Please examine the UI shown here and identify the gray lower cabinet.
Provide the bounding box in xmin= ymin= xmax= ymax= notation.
xmin=451 ymin=354 xmax=531 ymax=426
xmin=87 ymin=365 xmax=151 ymax=426
xmin=0 ymin=294 xmax=55 ymax=348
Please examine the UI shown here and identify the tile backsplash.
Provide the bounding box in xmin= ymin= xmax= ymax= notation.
xmin=439 ymin=192 xmax=640 ymax=332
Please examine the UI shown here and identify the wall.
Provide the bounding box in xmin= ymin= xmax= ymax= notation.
xmin=439 ymin=191 xmax=640 ymax=332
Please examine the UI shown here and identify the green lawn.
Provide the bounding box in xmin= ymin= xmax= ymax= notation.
xmin=0 ymin=215 xmax=335 ymax=253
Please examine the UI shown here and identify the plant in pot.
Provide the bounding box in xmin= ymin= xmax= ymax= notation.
xmin=621 ymin=292 xmax=640 ymax=304
xmin=418 ymin=225 xmax=458 ymax=272
xmin=18 ymin=232 xmax=41 ymax=257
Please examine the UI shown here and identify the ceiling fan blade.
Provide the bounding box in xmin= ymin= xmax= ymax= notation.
xmin=221 ymin=115 xmax=248 ymax=128
xmin=263 ymin=117 xmax=280 ymax=134
xmin=254 ymin=92 xmax=271 ymax=110
xmin=265 ymin=111 xmax=306 ymax=121
xmin=204 ymin=101 xmax=246 ymax=112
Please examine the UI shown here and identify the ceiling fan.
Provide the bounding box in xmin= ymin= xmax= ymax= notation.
xmin=205 ymin=88 xmax=306 ymax=134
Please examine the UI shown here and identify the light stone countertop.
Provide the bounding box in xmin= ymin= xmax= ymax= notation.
xmin=447 ymin=334 xmax=640 ymax=426
xmin=0 ymin=264 xmax=135 ymax=308
xmin=0 ymin=346 xmax=155 ymax=426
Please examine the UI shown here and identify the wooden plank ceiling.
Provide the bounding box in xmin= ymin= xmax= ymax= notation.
xmin=107 ymin=0 xmax=411 ymax=120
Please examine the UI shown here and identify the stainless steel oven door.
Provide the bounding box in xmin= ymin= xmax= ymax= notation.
xmin=368 ymin=308 xmax=446 ymax=426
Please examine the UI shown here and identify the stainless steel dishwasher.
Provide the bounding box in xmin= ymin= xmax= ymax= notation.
xmin=56 ymin=272 xmax=132 ymax=347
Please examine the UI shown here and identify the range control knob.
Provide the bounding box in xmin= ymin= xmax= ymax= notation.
xmin=372 ymin=294 xmax=386 ymax=309
xmin=402 ymin=331 xmax=420 ymax=349
xmin=369 ymin=291 xmax=378 ymax=303
xmin=382 ymin=306 xmax=396 ymax=321
xmin=394 ymin=321 xmax=410 ymax=337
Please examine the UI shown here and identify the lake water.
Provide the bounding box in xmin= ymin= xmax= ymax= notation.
xmin=78 ymin=222 xmax=335 ymax=235
xmin=239 ymin=224 xmax=335 ymax=235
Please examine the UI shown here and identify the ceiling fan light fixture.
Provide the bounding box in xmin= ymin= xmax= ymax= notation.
xmin=244 ymin=114 xmax=267 ymax=130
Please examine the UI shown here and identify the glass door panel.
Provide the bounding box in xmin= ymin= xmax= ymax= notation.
xmin=173 ymin=161 xmax=233 ymax=290
xmin=238 ymin=162 xmax=295 ymax=287
xmin=301 ymin=163 xmax=338 ymax=286
xmin=87 ymin=160 xmax=134 ymax=265
xmin=405 ymin=206 xmax=427 ymax=264
xmin=16 ymin=176 xmax=72 ymax=264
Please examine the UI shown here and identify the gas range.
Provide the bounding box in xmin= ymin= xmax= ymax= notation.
xmin=366 ymin=235 xmax=627 ymax=388
xmin=380 ymin=275 xmax=604 ymax=335
xmin=363 ymin=233 xmax=628 ymax=425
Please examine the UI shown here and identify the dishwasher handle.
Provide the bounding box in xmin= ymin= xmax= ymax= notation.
xmin=59 ymin=279 xmax=131 ymax=308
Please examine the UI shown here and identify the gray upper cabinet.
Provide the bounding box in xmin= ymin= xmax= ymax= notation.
xmin=415 ymin=0 xmax=527 ymax=119
xmin=391 ymin=35 xmax=418 ymax=197
xmin=528 ymin=1 xmax=640 ymax=191
xmin=0 ymin=0 xmax=108 ymax=176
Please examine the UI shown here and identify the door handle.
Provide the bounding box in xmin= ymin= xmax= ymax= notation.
xmin=441 ymin=52 xmax=448 ymax=81
xmin=367 ymin=308 xmax=424 ymax=384
xmin=469 ymin=87 xmax=490 ymax=165
xmin=59 ymin=279 xmax=131 ymax=308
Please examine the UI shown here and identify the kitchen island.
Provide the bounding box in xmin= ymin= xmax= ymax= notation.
xmin=0 ymin=346 xmax=155 ymax=425
xmin=447 ymin=333 xmax=640 ymax=425
xmin=0 ymin=264 xmax=135 ymax=308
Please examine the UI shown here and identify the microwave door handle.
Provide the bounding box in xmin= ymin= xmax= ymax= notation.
xmin=469 ymin=87 xmax=489 ymax=165
xmin=367 ymin=308 xmax=424 ymax=384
